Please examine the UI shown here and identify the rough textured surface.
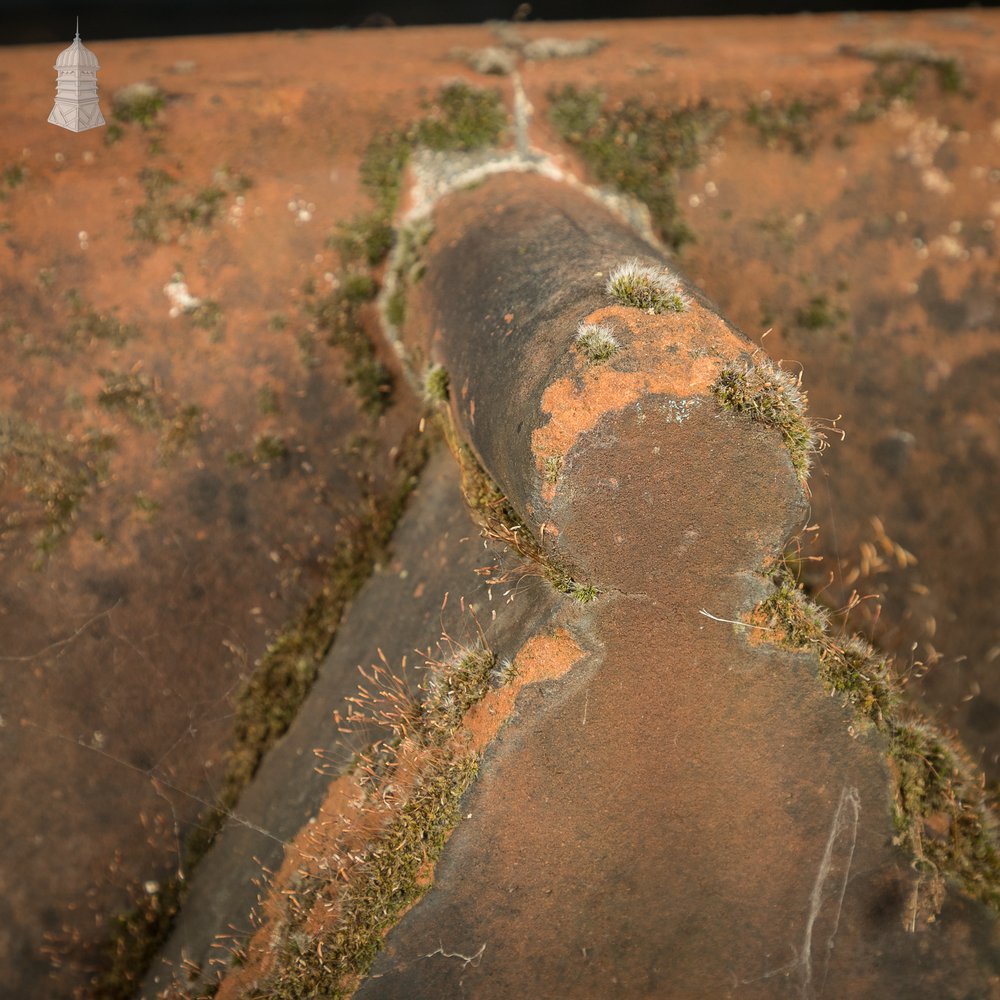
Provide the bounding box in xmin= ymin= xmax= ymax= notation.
xmin=353 ymin=172 xmax=1000 ymax=997
xmin=141 ymin=444 xmax=491 ymax=994
xmin=3 ymin=11 xmax=1000 ymax=996
xmin=143 ymin=443 xmax=570 ymax=996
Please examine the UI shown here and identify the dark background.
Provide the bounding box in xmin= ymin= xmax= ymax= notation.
xmin=0 ymin=0 xmax=993 ymax=45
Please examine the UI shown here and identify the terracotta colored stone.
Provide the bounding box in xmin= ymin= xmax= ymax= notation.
xmin=2 ymin=12 xmax=999 ymax=996
xmin=352 ymin=172 xmax=1000 ymax=997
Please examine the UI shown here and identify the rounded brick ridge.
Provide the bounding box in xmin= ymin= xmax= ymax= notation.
xmin=405 ymin=170 xmax=806 ymax=591
xmin=368 ymin=173 xmax=1000 ymax=1000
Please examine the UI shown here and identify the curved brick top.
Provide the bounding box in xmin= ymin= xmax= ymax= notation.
xmin=409 ymin=172 xmax=806 ymax=595
xmin=354 ymin=171 xmax=1000 ymax=999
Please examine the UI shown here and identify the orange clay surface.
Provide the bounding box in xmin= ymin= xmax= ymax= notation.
xmin=215 ymin=627 xmax=583 ymax=998
xmin=1 ymin=9 xmax=998 ymax=996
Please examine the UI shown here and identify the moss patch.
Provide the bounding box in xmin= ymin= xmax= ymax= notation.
xmin=2 ymin=162 xmax=26 ymax=190
xmin=794 ymin=292 xmax=849 ymax=333
xmin=423 ymin=364 xmax=450 ymax=403
xmin=249 ymin=645 xmax=494 ymax=999
xmin=62 ymin=292 xmax=141 ymax=348
xmin=745 ymin=96 xmax=825 ymax=156
xmin=890 ymin=722 xmax=1000 ymax=911
xmin=846 ymin=44 xmax=969 ymax=121
xmin=606 ymin=260 xmax=686 ymax=314
xmin=710 ymin=360 xmax=816 ymax=484
xmin=434 ymin=400 xmax=599 ymax=604
xmin=413 ymin=81 xmax=508 ymax=151
xmin=574 ymin=323 xmax=618 ymax=363
xmin=96 ymin=370 xmax=162 ymax=428
xmin=112 ymin=82 xmax=166 ymax=127
xmin=0 ymin=413 xmax=112 ymax=563
xmin=92 ymin=432 xmax=431 ymax=999
xmin=321 ymin=82 xmax=505 ymax=410
xmin=305 ymin=279 xmax=393 ymax=417
xmin=751 ymin=561 xmax=1000 ymax=915
xmin=131 ymin=165 xmax=251 ymax=244
xmin=547 ymin=85 xmax=724 ymax=250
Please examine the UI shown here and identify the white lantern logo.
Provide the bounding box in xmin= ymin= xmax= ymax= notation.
xmin=48 ymin=19 xmax=106 ymax=132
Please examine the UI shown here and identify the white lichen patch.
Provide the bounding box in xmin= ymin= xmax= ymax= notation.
xmin=287 ymin=197 xmax=315 ymax=223
xmin=522 ymin=37 xmax=606 ymax=60
xmin=450 ymin=46 xmax=516 ymax=76
xmin=163 ymin=273 xmax=201 ymax=317
xmin=889 ymin=106 xmax=954 ymax=194
xmin=661 ymin=397 xmax=702 ymax=424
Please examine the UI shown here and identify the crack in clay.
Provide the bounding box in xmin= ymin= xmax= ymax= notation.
xmin=741 ymin=785 xmax=861 ymax=995
xmin=798 ymin=785 xmax=861 ymax=999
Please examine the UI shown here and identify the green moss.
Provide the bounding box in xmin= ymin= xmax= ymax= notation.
xmin=849 ymin=46 xmax=969 ymax=121
xmin=794 ymin=293 xmax=848 ymax=332
xmin=414 ymin=81 xmax=507 ymax=151
xmin=138 ymin=166 xmax=177 ymax=199
xmin=63 ymin=295 xmax=141 ymax=348
xmin=822 ymin=636 xmax=896 ymax=728
xmin=753 ymin=572 xmax=827 ymax=648
xmin=172 ymin=186 xmax=227 ymax=228
xmin=606 ymin=260 xmax=686 ymax=314
xmin=317 ymin=84 xmax=497 ymax=411
xmin=384 ymin=219 xmax=433 ymax=333
xmin=424 ymin=364 xmax=450 ymax=403
xmin=90 ymin=880 xmax=183 ymax=1000
xmin=307 ymin=281 xmax=393 ymax=417
xmin=257 ymin=385 xmax=279 ymax=415
xmin=331 ymin=214 xmax=396 ymax=267
xmin=421 ymin=648 xmax=496 ymax=739
xmin=112 ymin=83 xmax=166 ymax=127
xmin=96 ymin=370 xmax=162 ymax=428
xmin=711 ymin=360 xmax=816 ymax=484
xmin=92 ymin=433 xmax=432 ymax=998
xmin=574 ymin=322 xmax=619 ymax=363
xmin=439 ymin=411 xmax=597 ymax=604
xmin=255 ymin=753 xmax=479 ymax=1000
xmin=252 ymin=433 xmax=289 ymax=465
xmin=745 ymin=97 xmax=823 ymax=156
xmin=132 ymin=491 xmax=161 ymax=518
xmin=222 ymin=433 xmax=428 ymax=799
xmin=359 ymin=129 xmax=411 ymax=215
xmin=0 ymin=413 xmax=109 ymax=563
xmin=131 ymin=168 xmax=178 ymax=242
xmin=3 ymin=163 xmax=26 ymax=189
xmin=548 ymin=85 xmax=724 ymax=250
xmin=158 ymin=404 xmax=202 ymax=461
xmin=187 ymin=300 xmax=223 ymax=335
xmin=250 ymin=636 xmax=496 ymax=998
xmin=341 ymin=272 xmax=377 ymax=304
xmin=385 ymin=286 xmax=406 ymax=327
xmin=131 ymin=165 xmax=250 ymax=243
xmin=753 ymin=560 xmax=1000 ymax=915
xmin=889 ymin=723 xmax=1000 ymax=909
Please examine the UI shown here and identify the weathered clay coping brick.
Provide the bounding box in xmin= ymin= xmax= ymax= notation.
xmin=405 ymin=171 xmax=807 ymax=591
xmin=355 ymin=171 xmax=1000 ymax=998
